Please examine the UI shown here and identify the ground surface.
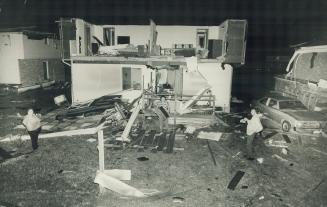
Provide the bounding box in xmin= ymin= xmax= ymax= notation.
xmin=1 ymin=87 xmax=327 ymax=207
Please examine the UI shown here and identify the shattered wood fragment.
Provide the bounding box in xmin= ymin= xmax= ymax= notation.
xmin=94 ymin=171 xmax=146 ymax=197
xmin=227 ymin=171 xmax=245 ymax=190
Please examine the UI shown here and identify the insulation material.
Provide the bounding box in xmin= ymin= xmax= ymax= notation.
xmin=294 ymin=52 xmax=327 ymax=82
xmin=71 ymin=63 xmax=122 ymax=103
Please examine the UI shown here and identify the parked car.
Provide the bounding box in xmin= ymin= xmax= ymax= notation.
xmin=252 ymin=94 xmax=327 ymax=133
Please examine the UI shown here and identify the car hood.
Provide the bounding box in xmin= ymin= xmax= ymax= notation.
xmin=282 ymin=110 xmax=327 ymax=121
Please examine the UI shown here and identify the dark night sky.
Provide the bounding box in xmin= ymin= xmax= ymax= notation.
xmin=1 ymin=0 xmax=327 ymax=60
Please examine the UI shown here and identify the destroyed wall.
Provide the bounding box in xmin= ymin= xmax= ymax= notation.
xmin=71 ymin=62 xmax=150 ymax=104
xmin=293 ymin=52 xmax=327 ymax=82
xmin=18 ymin=59 xmax=65 ymax=87
xmin=22 ymin=34 xmax=60 ymax=59
xmin=101 ymin=25 xmax=220 ymax=48
xmin=0 ymin=33 xmax=24 ymax=84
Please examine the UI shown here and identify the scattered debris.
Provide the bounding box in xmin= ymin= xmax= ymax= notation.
xmin=137 ymin=156 xmax=149 ymax=161
xmin=227 ymin=171 xmax=245 ymax=190
xmin=197 ymin=131 xmax=222 ymax=141
xmin=0 ymin=147 xmax=13 ymax=159
xmin=310 ymin=147 xmax=327 ymax=156
xmin=272 ymin=154 xmax=288 ymax=162
xmin=234 ymin=130 xmax=242 ymax=134
xmin=206 ymin=140 xmax=217 ymax=166
xmin=14 ymin=125 xmax=25 ymax=129
xmin=232 ymin=151 xmax=241 ymax=158
xmin=172 ymin=196 xmax=185 ymax=203
xmin=281 ymin=148 xmax=288 ymax=155
xmin=54 ymin=95 xmax=67 ymax=106
xmin=256 ymin=157 xmax=264 ymax=164
xmin=309 ymin=179 xmax=325 ymax=192
xmin=86 ymin=138 xmax=97 ymax=143
xmin=241 ymin=185 xmax=248 ymax=189
xmin=259 ymin=196 xmax=265 ymax=200
xmin=282 ymin=134 xmax=291 ymax=143
xmin=265 ymin=139 xmax=288 ymax=148
xmin=231 ymin=97 xmax=244 ymax=104
xmin=94 ymin=171 xmax=147 ymax=197
xmin=184 ymin=126 xmax=196 ymax=134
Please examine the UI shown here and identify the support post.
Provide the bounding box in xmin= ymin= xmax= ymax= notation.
xmin=98 ymin=129 xmax=105 ymax=193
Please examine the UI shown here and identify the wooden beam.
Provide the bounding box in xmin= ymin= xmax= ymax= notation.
xmin=1 ymin=123 xmax=107 ymax=142
xmin=119 ymin=98 xmax=143 ymax=142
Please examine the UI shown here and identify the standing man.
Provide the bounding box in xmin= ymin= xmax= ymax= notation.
xmin=23 ymin=109 xmax=41 ymax=151
xmin=240 ymin=109 xmax=263 ymax=160
xmin=155 ymin=96 xmax=170 ymax=132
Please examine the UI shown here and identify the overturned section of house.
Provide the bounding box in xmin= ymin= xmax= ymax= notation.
xmin=58 ymin=18 xmax=247 ymax=112
xmin=0 ymin=29 xmax=65 ymax=92
xmin=275 ymin=45 xmax=327 ymax=112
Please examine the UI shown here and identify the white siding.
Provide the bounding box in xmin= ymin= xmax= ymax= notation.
xmin=0 ymin=33 xmax=24 ymax=84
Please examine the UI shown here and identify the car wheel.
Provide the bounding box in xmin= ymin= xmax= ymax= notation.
xmin=282 ymin=121 xmax=291 ymax=132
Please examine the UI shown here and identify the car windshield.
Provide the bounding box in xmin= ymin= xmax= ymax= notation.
xmin=279 ymin=100 xmax=307 ymax=110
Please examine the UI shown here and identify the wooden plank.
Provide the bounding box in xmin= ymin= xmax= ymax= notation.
xmin=206 ymin=140 xmax=217 ymax=166
xmin=94 ymin=171 xmax=146 ymax=197
xmin=1 ymin=127 xmax=101 ymax=142
xmin=227 ymin=171 xmax=245 ymax=190
xmin=119 ymin=99 xmax=143 ymax=142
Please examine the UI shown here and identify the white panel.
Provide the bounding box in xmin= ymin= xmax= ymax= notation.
xmin=0 ymin=33 xmax=24 ymax=84
xmin=208 ymin=27 xmax=219 ymax=39
xmin=71 ymin=63 xmax=123 ymax=103
xmin=198 ymin=63 xmax=233 ymax=111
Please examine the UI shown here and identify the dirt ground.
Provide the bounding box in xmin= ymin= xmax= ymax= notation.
xmin=1 ymin=88 xmax=327 ymax=207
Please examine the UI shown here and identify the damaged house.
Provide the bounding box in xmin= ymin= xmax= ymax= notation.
xmin=58 ymin=18 xmax=247 ymax=113
xmin=0 ymin=30 xmax=65 ymax=92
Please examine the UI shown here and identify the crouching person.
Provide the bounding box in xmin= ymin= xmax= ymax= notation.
xmin=23 ymin=109 xmax=41 ymax=151
xmin=240 ymin=109 xmax=263 ymax=160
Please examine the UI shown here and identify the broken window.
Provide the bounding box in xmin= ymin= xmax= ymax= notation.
xmin=196 ymin=29 xmax=208 ymax=49
xmin=268 ymin=99 xmax=278 ymax=109
xmin=103 ymin=27 xmax=115 ymax=46
xmin=117 ymin=36 xmax=130 ymax=44
xmin=259 ymin=98 xmax=268 ymax=105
